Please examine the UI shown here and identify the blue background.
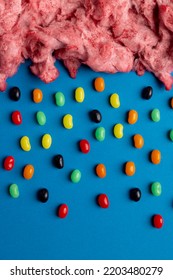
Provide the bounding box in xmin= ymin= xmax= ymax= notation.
xmin=0 ymin=60 xmax=173 ymax=260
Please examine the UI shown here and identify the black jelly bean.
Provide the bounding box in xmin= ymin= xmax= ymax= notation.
xmin=142 ymin=86 xmax=153 ymax=100
xmin=37 ymin=188 xmax=49 ymax=203
xmin=9 ymin=87 xmax=21 ymax=101
xmin=129 ymin=188 xmax=141 ymax=202
xmin=89 ymin=109 xmax=102 ymax=123
xmin=53 ymin=154 xmax=64 ymax=169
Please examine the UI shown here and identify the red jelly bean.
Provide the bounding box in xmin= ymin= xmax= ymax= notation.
xmin=79 ymin=139 xmax=90 ymax=153
xmin=4 ymin=156 xmax=15 ymax=171
xmin=57 ymin=204 xmax=68 ymax=218
xmin=152 ymin=214 xmax=163 ymax=229
xmin=11 ymin=111 xmax=22 ymax=125
xmin=97 ymin=194 xmax=109 ymax=208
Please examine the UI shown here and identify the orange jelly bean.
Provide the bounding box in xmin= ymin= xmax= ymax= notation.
xmin=95 ymin=163 xmax=106 ymax=178
xmin=23 ymin=164 xmax=34 ymax=180
xmin=128 ymin=110 xmax=138 ymax=124
xmin=125 ymin=161 xmax=136 ymax=176
xmin=94 ymin=77 xmax=105 ymax=92
xmin=133 ymin=134 xmax=144 ymax=149
xmin=170 ymin=98 xmax=173 ymax=109
xmin=151 ymin=150 xmax=161 ymax=164
xmin=32 ymin=88 xmax=43 ymax=103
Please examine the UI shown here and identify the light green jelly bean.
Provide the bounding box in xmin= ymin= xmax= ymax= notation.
xmin=55 ymin=91 xmax=65 ymax=106
xmin=151 ymin=109 xmax=160 ymax=122
xmin=36 ymin=111 xmax=46 ymax=125
xmin=95 ymin=127 xmax=105 ymax=141
xmin=75 ymin=87 xmax=85 ymax=103
xmin=71 ymin=169 xmax=81 ymax=183
xmin=151 ymin=182 xmax=162 ymax=196
xmin=42 ymin=134 xmax=52 ymax=149
xmin=169 ymin=130 xmax=173 ymax=141
xmin=110 ymin=93 xmax=120 ymax=108
xmin=9 ymin=184 xmax=19 ymax=198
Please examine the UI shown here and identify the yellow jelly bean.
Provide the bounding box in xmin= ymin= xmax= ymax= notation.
xmin=42 ymin=134 xmax=52 ymax=149
xmin=110 ymin=93 xmax=120 ymax=108
xmin=75 ymin=87 xmax=85 ymax=103
xmin=63 ymin=114 xmax=73 ymax=129
xmin=20 ymin=136 xmax=31 ymax=151
xmin=113 ymin=123 xmax=124 ymax=139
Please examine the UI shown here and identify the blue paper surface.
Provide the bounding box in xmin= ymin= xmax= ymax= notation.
xmin=0 ymin=60 xmax=173 ymax=260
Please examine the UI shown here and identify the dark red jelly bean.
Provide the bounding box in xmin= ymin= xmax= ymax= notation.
xmin=53 ymin=154 xmax=64 ymax=169
xmin=37 ymin=188 xmax=49 ymax=203
xmin=9 ymin=87 xmax=21 ymax=101
xmin=11 ymin=111 xmax=22 ymax=125
xmin=57 ymin=204 xmax=68 ymax=218
xmin=152 ymin=214 xmax=163 ymax=229
xmin=97 ymin=194 xmax=109 ymax=208
xmin=3 ymin=156 xmax=15 ymax=171
xmin=79 ymin=139 xmax=90 ymax=153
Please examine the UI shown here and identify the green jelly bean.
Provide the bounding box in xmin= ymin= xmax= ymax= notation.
xmin=9 ymin=183 xmax=19 ymax=198
xmin=95 ymin=127 xmax=105 ymax=141
xmin=151 ymin=109 xmax=160 ymax=122
xmin=169 ymin=130 xmax=173 ymax=141
xmin=71 ymin=169 xmax=81 ymax=183
xmin=151 ymin=182 xmax=162 ymax=196
xmin=55 ymin=91 xmax=65 ymax=106
xmin=36 ymin=111 xmax=46 ymax=125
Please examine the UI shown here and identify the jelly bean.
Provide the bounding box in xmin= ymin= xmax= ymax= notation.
xmin=110 ymin=93 xmax=120 ymax=108
xmin=97 ymin=194 xmax=109 ymax=208
xmin=37 ymin=188 xmax=49 ymax=203
xmin=53 ymin=154 xmax=64 ymax=169
xmin=151 ymin=182 xmax=162 ymax=196
xmin=90 ymin=109 xmax=102 ymax=123
xmin=36 ymin=111 xmax=46 ymax=126
xmin=23 ymin=164 xmax=34 ymax=180
xmin=170 ymin=98 xmax=173 ymax=109
xmin=151 ymin=149 xmax=161 ymax=164
xmin=9 ymin=183 xmax=19 ymax=198
xmin=75 ymin=87 xmax=85 ymax=103
xmin=71 ymin=169 xmax=81 ymax=183
xmin=55 ymin=91 xmax=65 ymax=106
xmin=11 ymin=111 xmax=22 ymax=125
xmin=94 ymin=77 xmax=105 ymax=92
xmin=95 ymin=164 xmax=106 ymax=178
xmin=133 ymin=134 xmax=144 ymax=149
xmin=152 ymin=214 xmax=163 ymax=229
xmin=20 ymin=136 xmax=31 ymax=151
xmin=113 ymin=123 xmax=124 ymax=139
xmin=128 ymin=110 xmax=138 ymax=124
xmin=9 ymin=87 xmax=21 ymax=101
xmin=63 ymin=114 xmax=73 ymax=129
xmin=32 ymin=88 xmax=43 ymax=103
xmin=169 ymin=130 xmax=173 ymax=141
xmin=142 ymin=86 xmax=153 ymax=99
xmin=95 ymin=127 xmax=105 ymax=141
xmin=151 ymin=109 xmax=160 ymax=122
xmin=129 ymin=188 xmax=141 ymax=202
xmin=42 ymin=134 xmax=52 ymax=149
xmin=3 ymin=156 xmax=15 ymax=171
xmin=79 ymin=139 xmax=90 ymax=153
xmin=125 ymin=161 xmax=136 ymax=176
xmin=57 ymin=204 xmax=68 ymax=218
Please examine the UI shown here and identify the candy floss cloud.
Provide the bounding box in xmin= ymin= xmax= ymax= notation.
xmin=0 ymin=0 xmax=173 ymax=91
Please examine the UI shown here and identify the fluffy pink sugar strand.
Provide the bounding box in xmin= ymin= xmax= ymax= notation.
xmin=0 ymin=0 xmax=173 ymax=91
